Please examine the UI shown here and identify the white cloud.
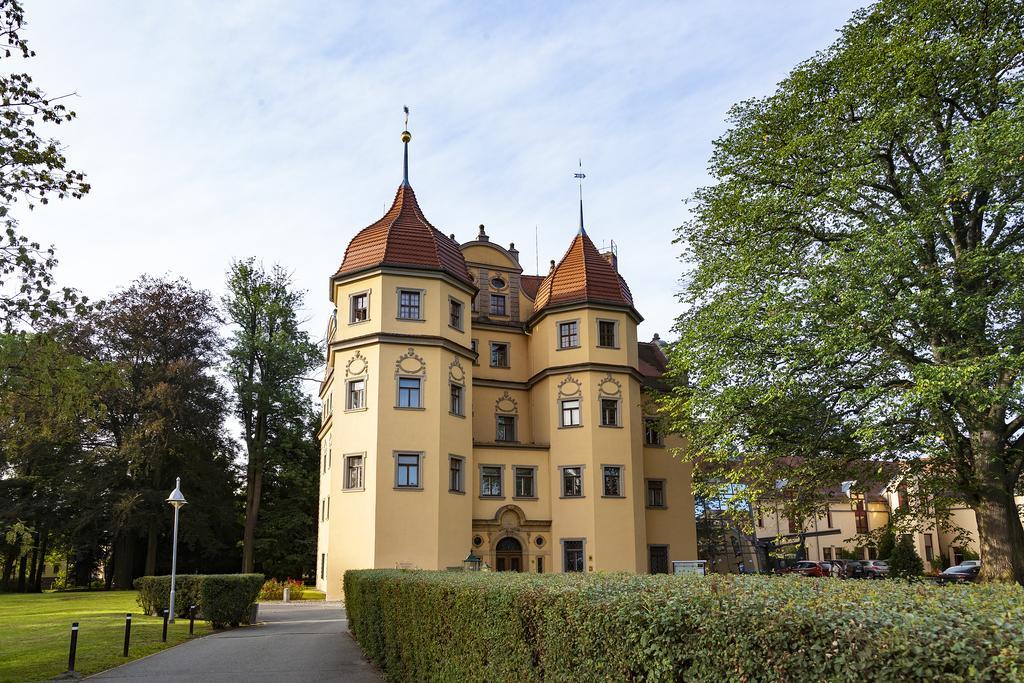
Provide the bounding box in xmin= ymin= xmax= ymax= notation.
xmin=21 ymin=0 xmax=865 ymax=354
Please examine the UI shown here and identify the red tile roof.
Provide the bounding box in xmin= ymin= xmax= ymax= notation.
xmin=520 ymin=274 xmax=544 ymax=300
xmin=533 ymin=231 xmax=634 ymax=314
xmin=335 ymin=184 xmax=473 ymax=285
xmin=638 ymin=340 xmax=671 ymax=390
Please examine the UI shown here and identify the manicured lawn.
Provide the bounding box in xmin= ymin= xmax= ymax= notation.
xmin=0 ymin=590 xmax=211 ymax=683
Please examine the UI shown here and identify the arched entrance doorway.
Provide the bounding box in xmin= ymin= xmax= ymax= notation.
xmin=494 ymin=537 xmax=523 ymax=572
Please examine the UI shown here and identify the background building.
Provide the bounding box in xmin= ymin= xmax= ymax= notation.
xmin=314 ymin=131 xmax=696 ymax=598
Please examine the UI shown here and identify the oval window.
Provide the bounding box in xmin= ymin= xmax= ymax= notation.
xmin=490 ymin=276 xmax=506 ymax=289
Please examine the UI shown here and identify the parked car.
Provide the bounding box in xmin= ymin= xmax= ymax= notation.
xmin=936 ymin=564 xmax=980 ymax=584
xmin=860 ymin=560 xmax=889 ymax=579
xmin=959 ymin=560 xmax=981 ymax=567
xmin=780 ymin=561 xmax=831 ymax=578
xmin=839 ymin=561 xmax=864 ymax=577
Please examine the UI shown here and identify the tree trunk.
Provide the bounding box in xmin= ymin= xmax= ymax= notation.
xmin=32 ymin=529 xmax=49 ymax=592
xmin=242 ymin=460 xmax=263 ymax=573
xmin=1 ymin=548 xmax=16 ymax=590
xmin=145 ymin=518 xmax=159 ymax=576
xmin=16 ymin=554 xmax=27 ymax=592
xmin=112 ymin=531 xmax=135 ymax=589
xmin=972 ymin=429 xmax=1024 ymax=585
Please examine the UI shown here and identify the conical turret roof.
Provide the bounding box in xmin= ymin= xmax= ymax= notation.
xmin=533 ymin=230 xmax=634 ymax=315
xmin=335 ymin=183 xmax=473 ymax=285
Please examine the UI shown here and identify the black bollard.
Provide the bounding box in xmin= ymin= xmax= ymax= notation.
xmin=68 ymin=622 xmax=79 ymax=673
xmin=123 ymin=613 xmax=132 ymax=656
xmin=161 ymin=608 xmax=169 ymax=642
xmin=189 ymin=605 xmax=196 ymax=635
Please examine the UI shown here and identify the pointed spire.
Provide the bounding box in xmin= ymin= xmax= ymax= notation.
xmin=574 ymin=159 xmax=586 ymax=235
xmin=401 ymin=106 xmax=411 ymax=186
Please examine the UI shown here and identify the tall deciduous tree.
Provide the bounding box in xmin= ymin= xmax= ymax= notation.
xmin=72 ymin=276 xmax=237 ymax=585
xmin=224 ymin=259 xmax=320 ymax=574
xmin=0 ymin=0 xmax=90 ymax=329
xmin=664 ymin=0 xmax=1024 ymax=583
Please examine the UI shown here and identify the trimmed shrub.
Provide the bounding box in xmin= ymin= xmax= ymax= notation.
xmin=134 ymin=575 xmax=205 ymax=617
xmin=134 ymin=573 xmax=263 ymax=627
xmin=200 ymin=574 xmax=265 ymax=628
xmin=345 ymin=570 xmax=1024 ymax=682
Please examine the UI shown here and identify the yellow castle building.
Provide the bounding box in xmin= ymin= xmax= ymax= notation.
xmin=315 ymin=126 xmax=697 ymax=599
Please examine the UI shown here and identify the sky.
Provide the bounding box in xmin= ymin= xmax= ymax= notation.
xmin=21 ymin=0 xmax=867 ymax=355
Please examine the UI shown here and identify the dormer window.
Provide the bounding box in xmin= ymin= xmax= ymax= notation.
xmin=490 ymin=294 xmax=506 ymax=316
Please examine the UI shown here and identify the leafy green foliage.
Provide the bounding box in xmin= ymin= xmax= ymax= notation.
xmin=199 ymin=574 xmax=264 ymax=628
xmin=257 ymin=577 xmax=304 ymax=601
xmin=346 ymin=570 xmax=1024 ymax=682
xmin=877 ymin=526 xmax=897 ymax=560
xmin=662 ymin=0 xmax=1024 ymax=583
xmin=134 ymin=575 xmax=204 ymax=618
xmin=224 ymin=259 xmax=321 ymax=573
xmin=0 ymin=0 xmax=90 ymax=329
xmin=135 ymin=573 xmax=263 ymax=628
xmin=889 ymin=535 xmax=926 ymax=579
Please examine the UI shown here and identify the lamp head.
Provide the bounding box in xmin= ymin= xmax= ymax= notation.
xmin=166 ymin=477 xmax=187 ymax=509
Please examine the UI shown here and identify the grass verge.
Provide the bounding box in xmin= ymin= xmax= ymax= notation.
xmin=0 ymin=590 xmax=211 ymax=683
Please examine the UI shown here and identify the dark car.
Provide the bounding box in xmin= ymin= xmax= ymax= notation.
xmin=780 ymin=561 xmax=831 ymax=578
xmin=936 ymin=564 xmax=980 ymax=584
xmin=830 ymin=559 xmax=864 ymax=579
xmin=860 ymin=560 xmax=889 ymax=579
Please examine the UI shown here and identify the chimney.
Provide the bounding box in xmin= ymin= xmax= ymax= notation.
xmin=549 ymin=259 xmax=556 ymax=272
xmin=508 ymin=242 xmax=519 ymax=263
xmin=477 ymin=224 xmax=489 ymax=242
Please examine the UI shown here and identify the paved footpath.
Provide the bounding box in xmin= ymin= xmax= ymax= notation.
xmin=89 ymin=602 xmax=382 ymax=682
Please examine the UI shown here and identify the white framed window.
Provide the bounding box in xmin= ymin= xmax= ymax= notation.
xmin=597 ymin=319 xmax=618 ymax=348
xmin=558 ymin=320 xmax=579 ymax=349
xmin=490 ymin=342 xmax=510 ymax=368
xmin=480 ymin=465 xmax=503 ymax=497
xmin=490 ymin=294 xmax=506 ymax=316
xmin=397 ymin=377 xmax=422 ymax=408
xmin=600 ymin=398 xmax=620 ymax=427
xmin=346 ymin=378 xmax=366 ymax=410
xmin=449 ymin=383 xmax=464 ymax=416
xmin=602 ymin=465 xmax=623 ymax=497
xmin=562 ymin=539 xmax=585 ymax=572
xmin=514 ymin=466 xmax=536 ymax=498
xmin=449 ymin=455 xmax=464 ymax=493
xmin=394 ymin=452 xmax=423 ymax=489
xmin=646 ymin=479 xmax=666 ymax=508
xmin=397 ymin=289 xmax=423 ymax=320
xmin=344 ymin=454 xmax=364 ymax=490
xmin=349 ymin=291 xmax=370 ymax=323
xmin=560 ymin=466 xmax=584 ymax=498
xmin=496 ymin=414 xmax=517 ymax=442
xmin=644 ymin=418 xmax=663 ymax=446
xmin=560 ymin=398 xmax=581 ymax=427
xmin=449 ymin=297 xmax=464 ymax=330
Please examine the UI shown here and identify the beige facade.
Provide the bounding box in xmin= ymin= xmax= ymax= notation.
xmin=709 ymin=488 xmax=1024 ymax=573
xmin=314 ymin=171 xmax=696 ymax=599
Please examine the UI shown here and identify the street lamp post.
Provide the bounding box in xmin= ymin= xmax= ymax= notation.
xmin=166 ymin=477 xmax=187 ymax=624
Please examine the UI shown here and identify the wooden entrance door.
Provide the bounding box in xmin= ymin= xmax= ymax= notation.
xmin=495 ymin=537 xmax=523 ymax=572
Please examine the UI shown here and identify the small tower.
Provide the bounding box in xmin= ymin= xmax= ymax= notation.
xmin=316 ymin=111 xmax=476 ymax=598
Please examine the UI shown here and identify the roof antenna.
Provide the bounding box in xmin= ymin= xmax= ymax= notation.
xmin=535 ymin=225 xmax=539 ymax=276
xmin=401 ymin=106 xmax=411 ymax=186
xmin=574 ymin=159 xmax=586 ymax=235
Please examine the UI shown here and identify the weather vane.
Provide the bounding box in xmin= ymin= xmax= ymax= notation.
xmin=403 ymin=105 xmax=409 ymax=130
xmin=575 ymin=159 xmax=586 ymax=234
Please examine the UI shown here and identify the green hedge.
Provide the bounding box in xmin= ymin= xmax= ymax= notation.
xmin=135 ymin=573 xmax=264 ymax=628
xmin=344 ymin=570 xmax=1024 ymax=682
